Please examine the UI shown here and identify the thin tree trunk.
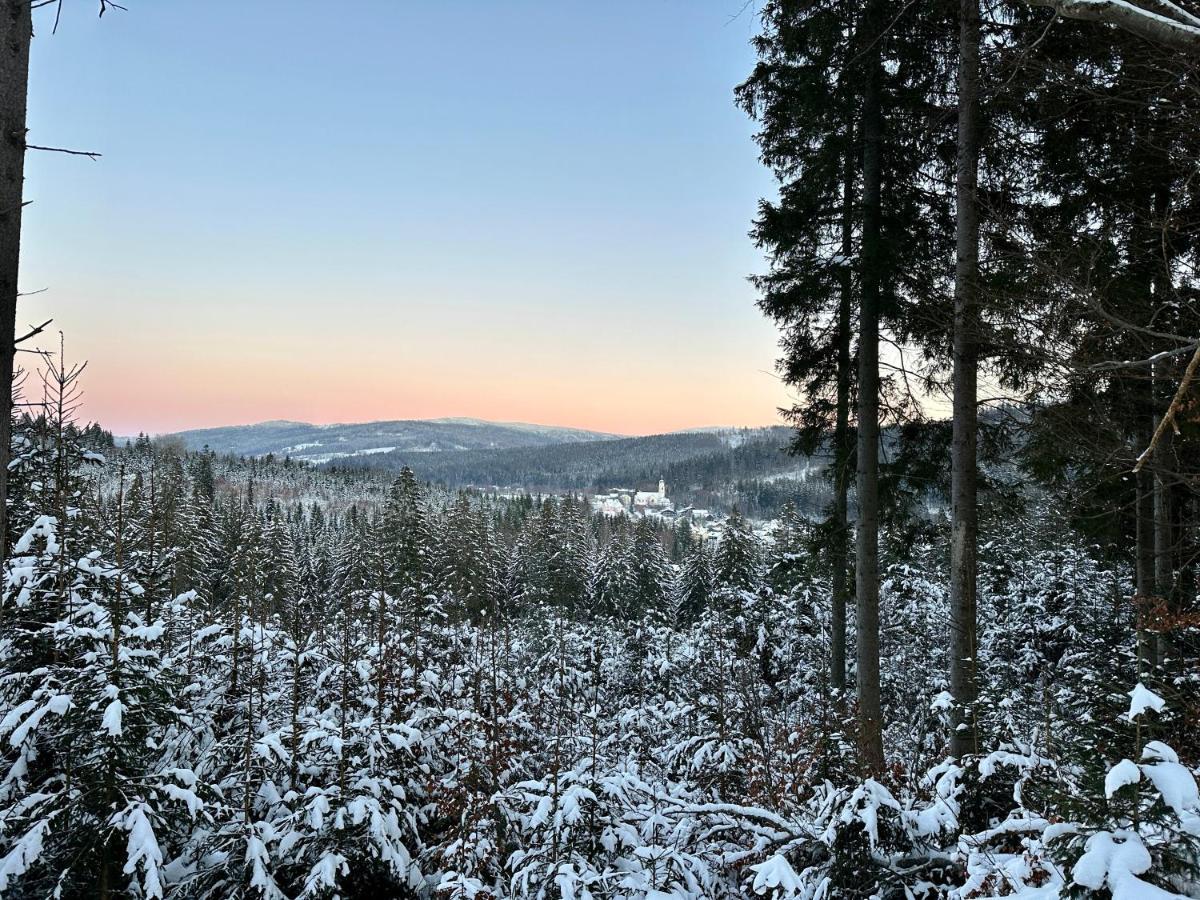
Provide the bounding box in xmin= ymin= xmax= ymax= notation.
xmin=1152 ymin=374 xmax=1171 ymax=676
xmin=0 ymin=0 xmax=31 ymax=567
xmin=1136 ymin=383 xmax=1156 ymax=673
xmin=949 ymin=0 xmax=981 ymax=760
xmin=855 ymin=0 xmax=885 ymax=777
xmin=1151 ymin=184 xmax=1175 ymax=671
xmin=830 ymin=120 xmax=854 ymax=696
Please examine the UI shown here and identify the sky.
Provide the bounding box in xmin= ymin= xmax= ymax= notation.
xmin=19 ymin=0 xmax=787 ymax=437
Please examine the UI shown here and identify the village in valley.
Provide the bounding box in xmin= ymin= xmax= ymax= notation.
xmin=589 ymin=478 xmax=756 ymax=546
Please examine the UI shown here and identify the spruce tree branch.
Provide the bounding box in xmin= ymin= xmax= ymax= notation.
xmin=1088 ymin=296 xmax=1193 ymax=344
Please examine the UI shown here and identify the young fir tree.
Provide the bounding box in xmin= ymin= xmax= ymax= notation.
xmin=588 ymin=526 xmax=634 ymax=621
xmin=629 ymin=518 xmax=672 ymax=623
xmin=675 ymin=541 xmax=715 ymax=626
xmin=713 ymin=510 xmax=761 ymax=596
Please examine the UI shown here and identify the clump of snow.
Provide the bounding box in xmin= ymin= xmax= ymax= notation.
xmin=1127 ymin=683 xmax=1166 ymax=721
xmin=102 ymin=697 xmax=124 ymax=737
xmin=750 ymin=854 xmax=802 ymax=897
xmin=1139 ymin=747 xmax=1200 ymax=819
xmin=1105 ymin=759 xmax=1142 ymax=798
xmin=1072 ymin=829 xmax=1188 ymax=899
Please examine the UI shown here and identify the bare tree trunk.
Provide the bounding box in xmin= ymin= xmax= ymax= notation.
xmin=1151 ymin=184 xmax=1175 ymax=671
xmin=1136 ymin=388 xmax=1156 ymax=673
xmin=1153 ymin=473 xmax=1173 ymax=668
xmin=0 ymin=0 xmax=31 ymax=568
xmin=830 ymin=120 xmax=854 ymax=696
xmin=855 ymin=0 xmax=885 ymax=777
xmin=1152 ymin=386 xmax=1173 ymax=670
xmin=949 ymin=0 xmax=980 ymax=760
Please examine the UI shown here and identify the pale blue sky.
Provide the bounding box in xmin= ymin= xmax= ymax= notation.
xmin=20 ymin=0 xmax=785 ymax=435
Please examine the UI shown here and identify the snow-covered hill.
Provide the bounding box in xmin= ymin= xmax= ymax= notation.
xmin=160 ymin=418 xmax=621 ymax=461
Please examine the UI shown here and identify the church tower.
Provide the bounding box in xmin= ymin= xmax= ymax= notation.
xmin=658 ymin=478 xmax=666 ymax=497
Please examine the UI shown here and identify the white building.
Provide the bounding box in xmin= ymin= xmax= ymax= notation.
xmin=634 ymin=479 xmax=671 ymax=511
xmin=591 ymin=478 xmax=673 ymax=518
xmin=595 ymin=497 xmax=626 ymax=517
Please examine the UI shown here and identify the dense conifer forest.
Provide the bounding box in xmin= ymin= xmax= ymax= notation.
xmin=0 ymin=0 xmax=1199 ymax=898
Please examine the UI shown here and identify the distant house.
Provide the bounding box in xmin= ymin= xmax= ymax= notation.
xmin=591 ymin=478 xmax=673 ymax=518
xmin=595 ymin=497 xmax=626 ymax=517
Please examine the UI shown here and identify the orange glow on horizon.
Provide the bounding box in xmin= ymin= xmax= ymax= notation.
xmin=25 ymin=289 xmax=790 ymax=437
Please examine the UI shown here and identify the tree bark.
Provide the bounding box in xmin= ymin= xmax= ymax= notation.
xmin=1134 ymin=175 xmax=1167 ymax=672
xmin=1135 ymin=411 xmax=1157 ymax=673
xmin=1152 ymin=364 xmax=1173 ymax=669
xmin=830 ymin=119 xmax=854 ymax=696
xmin=949 ymin=0 xmax=981 ymax=760
xmin=1151 ymin=183 xmax=1176 ymax=670
xmin=0 ymin=0 xmax=31 ymax=568
xmin=855 ymin=0 xmax=885 ymax=777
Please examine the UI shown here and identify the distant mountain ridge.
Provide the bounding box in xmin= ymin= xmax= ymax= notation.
xmin=161 ymin=418 xmax=622 ymax=461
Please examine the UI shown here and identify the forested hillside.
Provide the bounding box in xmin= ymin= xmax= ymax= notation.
xmin=165 ymin=419 xmax=618 ymax=462
xmin=325 ymin=428 xmax=827 ymax=518
xmin=325 ymin=429 xmax=779 ymax=487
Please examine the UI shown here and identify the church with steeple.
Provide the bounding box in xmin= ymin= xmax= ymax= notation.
xmin=634 ymin=479 xmax=669 ymax=511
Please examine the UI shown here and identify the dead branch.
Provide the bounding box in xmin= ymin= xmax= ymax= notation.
xmin=15 ymin=319 xmax=52 ymax=346
xmin=1134 ymin=339 xmax=1200 ymax=472
xmin=25 ymin=144 xmax=101 ymax=160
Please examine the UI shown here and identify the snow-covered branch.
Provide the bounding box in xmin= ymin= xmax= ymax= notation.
xmin=1028 ymin=0 xmax=1200 ymax=53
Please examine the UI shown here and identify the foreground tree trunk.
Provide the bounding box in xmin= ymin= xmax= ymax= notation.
xmin=855 ymin=0 xmax=885 ymax=777
xmin=1153 ymin=364 xmax=1175 ymax=668
xmin=830 ymin=120 xmax=855 ymax=696
xmin=1150 ymin=184 xmax=1178 ymax=670
xmin=1136 ymin=409 xmax=1157 ymax=673
xmin=0 ymin=0 xmax=30 ymax=566
xmin=949 ymin=0 xmax=981 ymax=760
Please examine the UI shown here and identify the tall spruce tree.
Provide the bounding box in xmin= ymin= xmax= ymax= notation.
xmin=741 ymin=0 xmax=957 ymax=769
xmin=737 ymin=0 xmax=861 ymax=692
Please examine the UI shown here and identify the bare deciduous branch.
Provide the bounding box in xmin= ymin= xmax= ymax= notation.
xmin=25 ymin=143 xmax=101 ymax=160
xmin=14 ymin=318 xmax=52 ymax=346
xmin=1135 ymin=340 xmax=1200 ymax=471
